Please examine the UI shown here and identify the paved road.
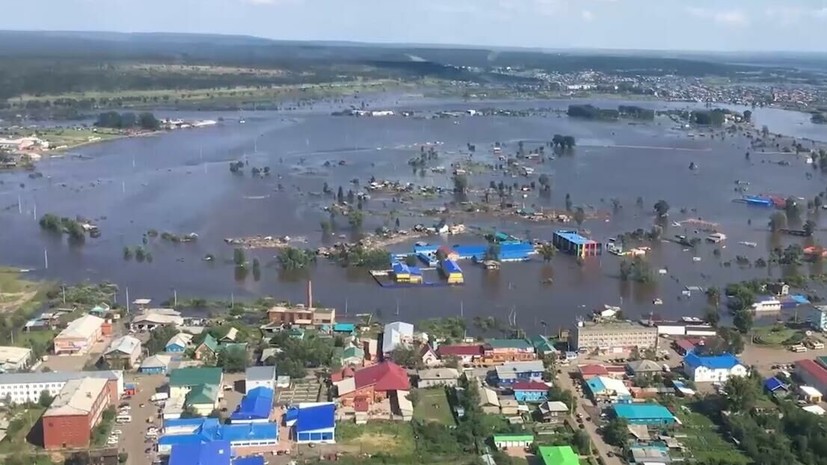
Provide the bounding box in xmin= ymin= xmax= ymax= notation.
xmin=556 ymin=372 xmax=622 ymax=465
xmin=120 ymin=374 xmax=166 ymax=465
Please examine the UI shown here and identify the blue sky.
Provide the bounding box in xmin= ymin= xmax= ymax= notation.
xmin=6 ymin=0 xmax=827 ymax=52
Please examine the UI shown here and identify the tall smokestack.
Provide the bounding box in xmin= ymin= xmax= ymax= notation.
xmin=307 ymin=280 xmax=313 ymax=308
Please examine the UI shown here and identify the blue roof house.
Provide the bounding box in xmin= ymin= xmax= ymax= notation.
xmin=612 ymin=404 xmax=676 ymax=427
xmin=158 ymin=418 xmax=278 ymax=455
xmin=294 ymin=402 xmax=336 ymax=444
xmin=169 ymin=441 xmax=232 ymax=465
xmin=229 ymin=387 xmax=274 ymax=423
xmin=683 ymin=352 xmax=748 ymax=383
xmin=494 ymin=361 xmax=545 ymax=386
xmin=764 ymin=377 xmax=789 ymax=396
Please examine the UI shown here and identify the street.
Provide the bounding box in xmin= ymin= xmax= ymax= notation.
xmin=118 ymin=374 xmax=166 ymax=465
xmin=556 ymin=371 xmax=622 ymax=465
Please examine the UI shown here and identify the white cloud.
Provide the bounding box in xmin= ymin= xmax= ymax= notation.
xmin=686 ymin=7 xmax=748 ymax=26
xmin=581 ymin=10 xmax=594 ymax=21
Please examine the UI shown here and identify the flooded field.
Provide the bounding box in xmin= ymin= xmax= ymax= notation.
xmin=1 ymin=98 xmax=825 ymax=329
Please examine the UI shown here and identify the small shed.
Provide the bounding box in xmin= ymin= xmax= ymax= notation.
xmin=800 ymin=385 xmax=823 ymax=403
xmin=140 ymin=354 xmax=171 ymax=374
xmin=492 ymin=434 xmax=534 ymax=450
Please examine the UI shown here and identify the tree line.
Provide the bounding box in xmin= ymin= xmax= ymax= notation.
xmin=95 ymin=111 xmax=160 ymax=130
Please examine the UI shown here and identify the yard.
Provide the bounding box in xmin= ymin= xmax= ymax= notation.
xmin=337 ymin=421 xmax=416 ymax=455
xmin=412 ymin=388 xmax=455 ymax=426
xmin=676 ymin=406 xmax=750 ymax=465
xmin=752 ymin=325 xmax=800 ymax=346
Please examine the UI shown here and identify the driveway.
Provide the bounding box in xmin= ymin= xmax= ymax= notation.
xmin=556 ymin=372 xmax=623 ymax=465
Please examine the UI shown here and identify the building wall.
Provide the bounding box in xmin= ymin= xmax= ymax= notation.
xmin=572 ymin=324 xmax=658 ymax=351
xmin=296 ymin=428 xmax=335 ymax=444
xmin=166 ymin=344 xmax=186 ymax=353
xmin=483 ymin=349 xmax=537 ymax=364
xmin=809 ymin=308 xmax=827 ymax=332
xmin=497 ymin=370 xmax=544 ymax=385
xmin=419 ymin=378 xmax=459 ymax=388
xmin=43 ymin=414 xmax=91 ymax=449
xmin=796 ymin=365 xmax=827 ymax=393
xmin=686 ymin=365 xmax=747 ymax=383
xmin=190 ymin=401 xmax=216 ymax=416
xmin=247 ymin=379 xmax=275 ymax=392
xmin=338 ymin=385 xmax=388 ymax=406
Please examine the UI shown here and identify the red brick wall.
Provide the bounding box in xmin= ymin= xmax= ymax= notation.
xmin=43 ymin=414 xmax=91 ymax=449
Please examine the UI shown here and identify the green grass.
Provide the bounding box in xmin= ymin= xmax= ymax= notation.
xmin=753 ymin=326 xmax=799 ymax=345
xmin=336 ymin=421 xmax=416 ymax=455
xmin=676 ymin=408 xmax=750 ymax=465
xmin=413 ymin=388 xmax=455 ymax=425
xmin=0 ymin=407 xmax=46 ymax=455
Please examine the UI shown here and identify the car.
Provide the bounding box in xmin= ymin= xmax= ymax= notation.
xmin=113 ymin=429 xmax=122 ymax=435
xmin=139 ymin=403 xmax=146 ymax=408
xmin=608 ymin=452 xmax=614 ymax=457
xmin=578 ymin=424 xmax=585 ymax=429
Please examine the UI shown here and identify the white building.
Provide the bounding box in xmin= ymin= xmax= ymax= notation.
xmin=104 ymin=335 xmax=142 ymax=367
xmin=245 ymin=366 xmax=276 ymax=393
xmin=0 ymin=370 xmax=123 ymax=405
xmin=751 ymin=298 xmax=782 ymax=313
xmin=0 ymin=346 xmax=33 ymax=372
xmin=131 ymin=308 xmax=183 ymax=331
xmin=382 ymin=321 xmax=414 ymax=354
xmin=417 ymin=368 xmax=460 ymax=388
xmin=809 ymin=305 xmax=827 ymax=332
xmin=683 ymin=353 xmax=747 ymax=383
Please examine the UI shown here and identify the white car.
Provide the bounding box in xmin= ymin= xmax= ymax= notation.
xmin=113 ymin=429 xmax=122 ymax=435
xmin=107 ymin=438 xmax=119 ymax=445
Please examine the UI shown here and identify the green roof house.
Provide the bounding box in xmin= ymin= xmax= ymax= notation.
xmin=340 ymin=346 xmax=365 ymax=366
xmin=538 ymin=446 xmax=579 ymax=465
xmin=195 ymin=334 xmax=218 ymax=361
xmin=530 ymin=335 xmax=555 ymax=355
xmin=169 ymin=367 xmax=223 ymax=389
xmin=169 ymin=367 xmax=224 ymax=415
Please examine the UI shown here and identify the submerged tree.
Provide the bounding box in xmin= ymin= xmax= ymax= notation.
xmin=653 ymin=200 xmax=670 ymax=217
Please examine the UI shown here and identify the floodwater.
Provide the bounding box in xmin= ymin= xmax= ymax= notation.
xmin=1 ymin=98 xmax=826 ymax=330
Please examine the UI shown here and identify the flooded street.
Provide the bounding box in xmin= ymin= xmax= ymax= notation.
xmin=1 ymin=98 xmax=825 ymax=330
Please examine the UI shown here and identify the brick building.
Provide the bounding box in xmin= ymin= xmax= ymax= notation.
xmin=333 ymin=361 xmax=410 ymax=408
xmin=43 ymin=377 xmax=111 ymax=449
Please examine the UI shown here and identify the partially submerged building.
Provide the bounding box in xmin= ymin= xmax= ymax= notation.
xmin=552 ymin=230 xmax=602 ymax=258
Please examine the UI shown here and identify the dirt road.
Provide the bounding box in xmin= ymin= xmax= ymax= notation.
xmin=556 ymin=372 xmax=623 ymax=465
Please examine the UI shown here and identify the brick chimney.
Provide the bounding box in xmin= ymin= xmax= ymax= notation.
xmin=306 ymin=280 xmax=313 ymax=309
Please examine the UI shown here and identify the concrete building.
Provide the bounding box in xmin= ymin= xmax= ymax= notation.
xmin=0 ymin=346 xmax=33 ymax=372
xmin=382 ymin=321 xmax=414 ymax=354
xmin=612 ymin=403 xmax=676 ymax=426
xmin=103 ymin=335 xmax=142 ymax=368
xmin=266 ymin=305 xmax=335 ymax=329
xmin=245 ymin=366 xmax=276 ymax=393
xmin=569 ymin=320 xmax=658 ymax=352
xmin=53 ymin=314 xmax=106 ymax=355
xmin=683 ymin=353 xmax=747 ymax=383
xmin=417 ymin=368 xmax=460 ymax=388
xmin=552 ymin=230 xmax=602 ymax=258
xmin=493 ymin=434 xmax=534 ymax=449
xmin=436 ymin=344 xmax=484 ymax=365
xmin=43 ymin=377 xmax=111 ymax=449
xmin=0 ymin=370 xmax=123 ymax=405
xmin=809 ymin=305 xmax=827 ymax=332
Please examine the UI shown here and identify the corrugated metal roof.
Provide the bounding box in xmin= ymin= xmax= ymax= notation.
xmin=169 ymin=441 xmax=231 ymax=465
xmin=57 ymin=314 xmax=104 ymax=340
xmin=105 ymin=335 xmax=141 ymax=356
xmin=296 ymin=402 xmax=335 ymax=432
xmin=684 ymin=352 xmax=742 ymax=370
xmin=230 ymin=387 xmax=273 ymax=421
xmin=45 ymin=377 xmax=108 ymax=417
xmin=0 ymin=370 xmax=120 ymax=386
xmin=169 ymin=367 xmax=222 ymax=388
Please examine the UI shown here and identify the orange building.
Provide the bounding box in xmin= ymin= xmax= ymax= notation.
xmin=482 ymin=339 xmax=537 ymax=365
xmin=333 ymin=361 xmax=410 ymax=408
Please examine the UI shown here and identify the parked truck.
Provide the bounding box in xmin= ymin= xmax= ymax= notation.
xmin=150 ymin=392 xmax=169 ymax=402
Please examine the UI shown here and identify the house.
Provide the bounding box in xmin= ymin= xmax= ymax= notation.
xmin=436 ymin=344 xmax=484 ymax=365
xmin=493 ymin=434 xmax=534 ymax=449
xmin=499 ymin=399 xmax=519 ymax=416
xmin=158 ymin=418 xmax=278 ymax=455
xmin=229 ymin=387 xmax=273 ymax=423
xmin=764 ymin=376 xmax=789 ymax=396
xmin=334 ymin=361 xmax=411 ymax=408
xmin=103 ymin=335 xmax=142 ymax=368
xmin=538 ymin=445 xmax=579 ymax=465
xmin=140 ymin=354 xmax=172 ymax=374
xmin=683 ymin=352 xmax=747 ymax=383
xmin=538 ymin=401 xmax=569 ymax=423
xmin=477 ymin=384 xmax=501 ymax=414
xmin=166 ymin=333 xmax=193 ymax=353
xmin=53 ymin=314 xmax=106 ymax=355
xmin=530 ymin=335 xmax=555 ymax=356
xmin=267 ymin=305 xmax=335 ymax=329
xmin=795 ymin=359 xmax=827 ymax=393
xmin=483 ymin=339 xmax=536 ymax=364
xmin=512 ymin=381 xmax=548 ymax=402
xmin=382 ymin=321 xmax=415 ymax=354
xmin=766 ymin=282 xmax=790 ymax=296
xmin=259 ymin=348 xmax=280 ymax=365
xmin=578 ymin=364 xmax=609 ymax=380
xmin=195 ymin=334 xmax=219 ymax=361
xmin=169 ymin=367 xmax=223 ymax=415
xmin=626 ymin=360 xmax=663 ymax=378
xmin=799 ymin=385 xmax=823 ymax=404
xmin=419 ymin=344 xmax=440 ymax=367
xmin=673 ymin=339 xmax=697 ymax=356
xmin=293 ymin=402 xmax=336 ymax=444
xmin=88 ymin=304 xmax=111 ymax=318
xmin=586 ymin=376 xmax=631 ymax=403
xmin=332 ymin=323 xmax=356 ymax=334
xmin=131 ymin=308 xmax=183 ymax=331
xmin=245 ymin=366 xmax=276 ymax=393
xmin=417 ymin=368 xmax=460 ymax=388
xmin=42 ymin=377 xmax=112 ymax=450
xmin=220 ymin=327 xmax=239 ymax=343
xmin=494 ymin=360 xmax=545 ymax=386
xmin=339 ymin=346 xmax=365 ymax=367
xmin=612 ymin=403 xmax=676 ymax=426
xmin=629 ymin=445 xmax=672 ymax=464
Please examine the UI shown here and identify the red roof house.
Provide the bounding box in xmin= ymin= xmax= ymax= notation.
xmin=578 ymin=364 xmax=609 ymax=379
xmin=795 ymin=359 xmax=827 ymax=393
xmin=511 ymin=381 xmax=548 ymax=391
xmin=436 ymin=344 xmax=484 ymax=364
xmin=335 ymin=361 xmax=411 ymax=407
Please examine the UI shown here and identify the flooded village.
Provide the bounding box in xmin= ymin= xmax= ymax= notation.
xmin=1 ymin=97 xmax=827 ymax=333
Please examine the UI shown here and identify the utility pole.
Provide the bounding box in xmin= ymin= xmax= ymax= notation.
xmin=43 ymin=249 xmax=48 ymax=270
xmin=62 ymin=285 xmax=66 ymax=305
xmin=126 ymin=287 xmax=130 ymax=314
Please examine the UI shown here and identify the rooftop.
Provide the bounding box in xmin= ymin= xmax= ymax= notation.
xmin=493 ymin=434 xmax=535 ymax=442
xmin=141 ymin=354 xmax=172 ymax=369
xmin=512 ymin=381 xmax=548 ymax=391
xmin=0 ymin=370 xmax=120 ymax=386
xmin=495 ymin=360 xmax=545 ymax=378
xmin=0 ymin=346 xmax=32 ymax=364
xmin=57 ymin=314 xmax=105 ymax=339
xmin=554 ymin=230 xmax=595 ymax=246
xmin=45 ymin=377 xmax=109 ymax=417
xmin=353 ymin=361 xmax=410 ymax=391
xmin=538 ymin=445 xmax=579 ymax=465
xmin=230 ymin=387 xmax=273 ymax=421
xmin=613 ymin=403 xmax=675 ymax=421
xmin=684 ymin=352 xmax=742 ymax=370
xmin=187 ymin=384 xmax=220 ymax=404
xmin=169 ymin=367 xmax=222 ymax=388
xmin=245 ymin=366 xmax=276 ymax=383
xmin=167 ymin=333 xmax=194 ymax=348
xmin=436 ymin=344 xmax=483 ymax=357
xmin=169 ymin=441 xmax=231 ymax=465
xmin=105 ymin=335 xmax=141 ymax=356
xmin=295 ymin=402 xmax=335 ymax=432
xmin=485 ymin=339 xmax=533 ymax=350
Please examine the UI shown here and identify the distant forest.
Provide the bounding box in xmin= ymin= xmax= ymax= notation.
xmin=0 ymin=31 xmax=787 ymax=103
